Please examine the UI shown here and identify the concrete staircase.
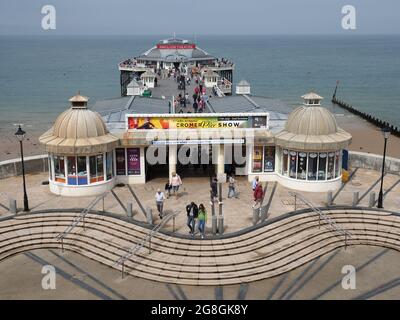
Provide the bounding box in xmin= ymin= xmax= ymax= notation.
xmin=0 ymin=209 xmax=399 ymax=286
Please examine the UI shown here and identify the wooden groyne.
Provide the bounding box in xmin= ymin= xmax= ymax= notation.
xmin=332 ymin=94 xmax=400 ymax=138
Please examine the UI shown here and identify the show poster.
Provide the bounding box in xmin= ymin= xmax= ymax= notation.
xmin=127 ymin=148 xmax=140 ymax=175
xmin=115 ymin=148 xmax=126 ymax=175
xmin=252 ymin=146 xmax=263 ymax=173
xmin=264 ymin=146 xmax=275 ymax=172
xmin=127 ymin=116 xmax=268 ymax=130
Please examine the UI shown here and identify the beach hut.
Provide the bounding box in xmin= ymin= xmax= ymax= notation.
xmin=140 ymin=69 xmax=157 ymax=88
xmin=39 ymin=93 xmax=119 ymax=196
xmin=274 ymin=93 xmax=352 ymax=192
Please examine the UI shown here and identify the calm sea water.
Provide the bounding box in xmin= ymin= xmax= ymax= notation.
xmin=1 ymin=35 xmax=400 ymax=133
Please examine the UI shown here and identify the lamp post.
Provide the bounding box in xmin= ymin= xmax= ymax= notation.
xmin=15 ymin=125 xmax=29 ymax=212
xmin=377 ymin=127 xmax=391 ymax=209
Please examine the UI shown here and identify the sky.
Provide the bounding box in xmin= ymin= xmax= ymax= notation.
xmin=0 ymin=0 xmax=399 ymax=35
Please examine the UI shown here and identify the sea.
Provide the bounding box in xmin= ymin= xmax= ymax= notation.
xmin=1 ymin=34 xmax=400 ymax=134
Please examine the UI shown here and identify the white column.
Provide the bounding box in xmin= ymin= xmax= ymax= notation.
xmin=217 ymin=144 xmax=225 ymax=176
xmin=169 ymin=145 xmax=177 ymax=179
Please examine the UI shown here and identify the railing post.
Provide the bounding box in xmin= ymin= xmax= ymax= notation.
xmin=212 ymin=215 xmax=217 ymax=235
xmin=294 ymin=194 xmax=297 ymax=211
xmin=173 ymin=216 xmax=176 ymax=233
xmin=369 ymin=192 xmax=376 ymax=208
xmin=121 ymin=262 xmax=125 ymax=279
xmin=102 ymin=197 xmax=105 ymax=212
xmin=327 ymin=191 xmax=333 ymax=206
xmin=352 ymin=192 xmax=359 ymax=207
xmin=149 ymin=237 xmax=152 ymax=253
xmin=127 ymin=202 xmax=133 ymax=218
xmin=252 ymin=208 xmax=259 ymax=225
xmin=319 ymin=214 xmax=321 ymax=228
xmin=218 ymin=215 xmax=224 ymax=235
xmin=9 ymin=198 xmax=17 ymax=214
xmin=345 ymin=234 xmax=348 ymax=250
xmin=61 ymin=238 xmax=64 ymax=253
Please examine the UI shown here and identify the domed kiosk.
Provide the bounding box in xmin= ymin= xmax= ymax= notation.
xmin=39 ymin=93 xmax=119 ymax=196
xmin=274 ymin=92 xmax=352 ymax=192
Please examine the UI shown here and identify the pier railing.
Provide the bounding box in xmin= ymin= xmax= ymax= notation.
xmin=289 ymin=191 xmax=352 ymax=248
xmin=114 ymin=210 xmax=181 ymax=278
xmin=56 ymin=191 xmax=109 ymax=251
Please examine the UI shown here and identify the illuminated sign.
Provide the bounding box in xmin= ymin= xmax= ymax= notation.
xmin=126 ymin=114 xmax=269 ymax=130
xmin=156 ymin=44 xmax=196 ymax=49
xmin=151 ymin=139 xmax=245 ymax=145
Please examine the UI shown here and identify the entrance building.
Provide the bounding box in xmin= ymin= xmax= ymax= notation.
xmin=40 ymin=92 xmax=352 ymax=196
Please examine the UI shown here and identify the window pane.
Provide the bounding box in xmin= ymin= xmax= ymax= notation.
xmin=327 ymin=152 xmax=335 ymax=180
xmin=307 ymin=153 xmax=318 ymax=180
xmin=297 ymin=152 xmax=307 ymax=180
xmin=335 ymin=151 xmax=341 ymax=178
xmin=77 ymin=156 xmax=88 ymax=185
xmin=252 ymin=146 xmax=263 ymax=173
xmin=318 ymin=153 xmax=327 ymax=180
xmin=54 ymin=156 xmax=65 ymax=183
xmin=67 ymin=156 xmax=77 ymax=185
xmin=106 ymin=152 xmax=113 ymax=180
xmin=264 ymin=146 xmax=275 ymax=172
xmin=89 ymin=156 xmax=97 ymax=183
xmin=282 ymin=149 xmax=288 ymax=176
xmin=48 ymin=156 xmax=53 ymax=180
xmin=289 ymin=151 xmax=297 ymax=179
xmin=97 ymin=154 xmax=104 ymax=182
xmin=115 ymin=148 xmax=126 ymax=175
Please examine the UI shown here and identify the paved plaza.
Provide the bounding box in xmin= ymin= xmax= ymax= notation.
xmin=0 ymin=168 xmax=399 ymax=236
xmin=0 ymin=246 xmax=398 ymax=299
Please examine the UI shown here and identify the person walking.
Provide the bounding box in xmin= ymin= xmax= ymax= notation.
xmin=252 ymin=181 xmax=264 ymax=209
xmin=210 ymin=177 xmax=218 ymax=202
xmin=186 ymin=202 xmax=199 ymax=235
xmin=170 ymin=172 xmax=182 ymax=198
xmin=197 ymin=204 xmax=207 ymax=239
xmin=252 ymin=176 xmax=259 ymax=191
xmin=227 ymin=174 xmax=238 ymax=198
xmin=155 ymin=189 xmax=166 ymax=219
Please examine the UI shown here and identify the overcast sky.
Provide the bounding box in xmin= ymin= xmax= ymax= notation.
xmin=0 ymin=0 xmax=399 ymax=35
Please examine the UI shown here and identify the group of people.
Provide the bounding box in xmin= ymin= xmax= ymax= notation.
xmin=154 ymin=172 xmax=265 ymax=238
xmin=186 ymin=202 xmax=207 ymax=238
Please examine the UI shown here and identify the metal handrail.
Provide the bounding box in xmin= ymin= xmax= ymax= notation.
xmin=114 ymin=210 xmax=181 ymax=278
xmin=288 ymin=191 xmax=352 ymax=246
xmin=56 ymin=191 xmax=110 ymax=245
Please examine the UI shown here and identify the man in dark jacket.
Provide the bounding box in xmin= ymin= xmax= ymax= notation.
xmin=210 ymin=177 xmax=218 ymax=201
xmin=186 ymin=202 xmax=199 ymax=234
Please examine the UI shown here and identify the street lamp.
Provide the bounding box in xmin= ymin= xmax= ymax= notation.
xmin=377 ymin=127 xmax=391 ymax=209
xmin=15 ymin=125 xmax=30 ymax=212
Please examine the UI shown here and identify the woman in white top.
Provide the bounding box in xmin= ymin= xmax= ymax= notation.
xmin=170 ymin=172 xmax=182 ymax=198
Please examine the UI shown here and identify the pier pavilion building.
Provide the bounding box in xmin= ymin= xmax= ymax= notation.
xmin=118 ymin=37 xmax=234 ymax=96
xmin=39 ymin=91 xmax=351 ymax=196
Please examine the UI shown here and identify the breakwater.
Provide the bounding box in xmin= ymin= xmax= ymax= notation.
xmin=332 ymin=95 xmax=400 ymax=138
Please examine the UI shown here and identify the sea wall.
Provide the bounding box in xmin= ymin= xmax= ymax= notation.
xmin=349 ymin=151 xmax=400 ymax=174
xmin=0 ymin=155 xmax=48 ymax=179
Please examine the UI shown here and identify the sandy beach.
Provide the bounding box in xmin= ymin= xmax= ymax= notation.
xmin=1 ymin=111 xmax=399 ymax=162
